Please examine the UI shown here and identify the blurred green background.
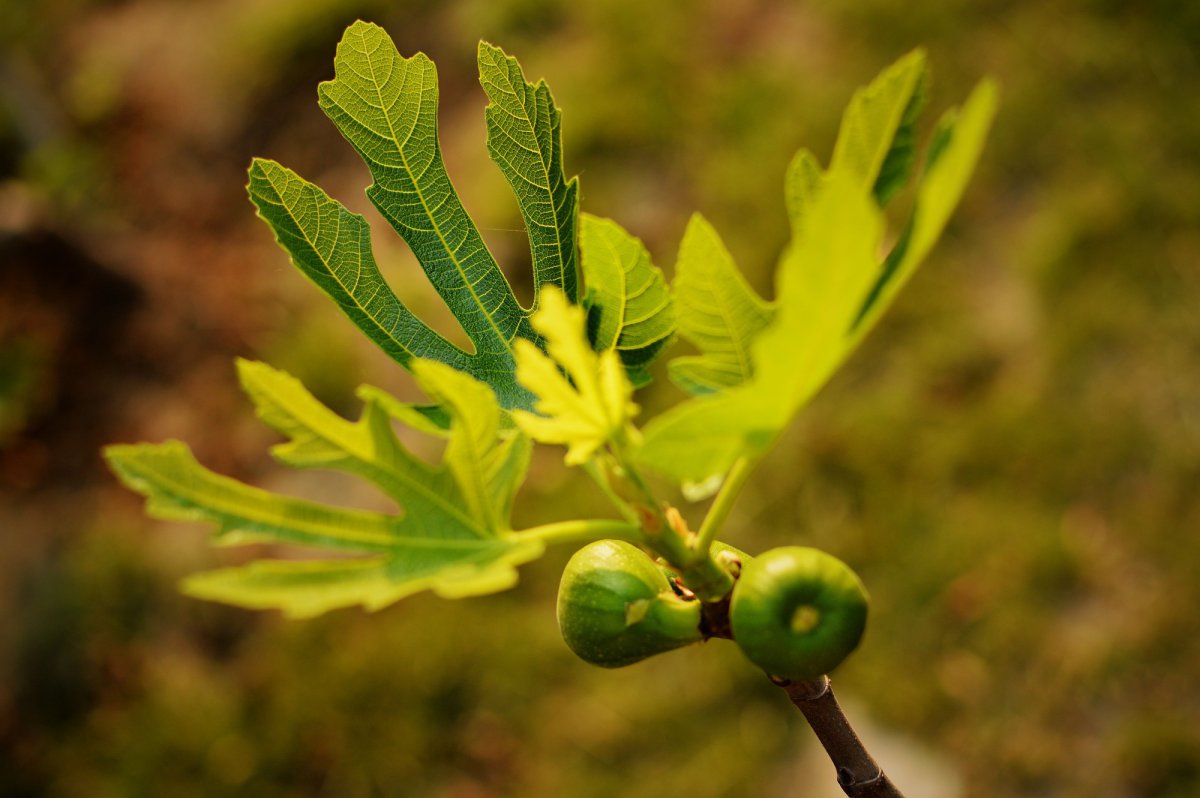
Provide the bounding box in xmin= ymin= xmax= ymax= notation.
xmin=2 ymin=1 xmax=1198 ymax=796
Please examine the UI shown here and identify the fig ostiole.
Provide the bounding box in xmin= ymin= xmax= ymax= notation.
xmin=730 ymin=546 xmax=868 ymax=681
xmin=557 ymin=540 xmax=704 ymax=668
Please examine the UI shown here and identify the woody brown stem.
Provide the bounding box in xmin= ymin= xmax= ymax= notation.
xmin=774 ymin=675 xmax=905 ymax=798
xmin=700 ymin=595 xmax=905 ymax=797
xmin=687 ymin=556 xmax=899 ymax=796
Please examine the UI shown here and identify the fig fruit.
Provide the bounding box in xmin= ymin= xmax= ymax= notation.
xmin=557 ymin=540 xmax=704 ymax=667
xmin=730 ymin=546 xmax=868 ymax=680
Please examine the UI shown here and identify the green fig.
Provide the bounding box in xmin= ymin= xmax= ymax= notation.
xmin=730 ymin=546 xmax=868 ymax=680
xmin=557 ymin=540 xmax=704 ymax=667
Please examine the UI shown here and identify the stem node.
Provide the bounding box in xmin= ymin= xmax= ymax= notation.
xmin=774 ymin=675 xmax=906 ymax=798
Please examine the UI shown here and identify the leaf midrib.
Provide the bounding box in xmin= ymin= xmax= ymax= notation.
xmin=356 ymin=28 xmax=517 ymax=355
xmin=126 ymin=456 xmax=399 ymax=550
xmin=596 ymin=227 xmax=628 ymax=348
xmin=257 ymin=372 xmax=486 ymax=537
xmin=682 ymin=256 xmax=752 ymax=380
xmin=483 ymin=49 xmax=566 ymax=295
xmin=262 ymin=166 xmax=416 ymax=357
xmin=713 ymin=281 xmax=752 ymax=380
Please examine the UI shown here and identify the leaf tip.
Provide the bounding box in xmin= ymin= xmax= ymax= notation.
xmin=343 ymin=19 xmax=383 ymax=40
xmin=971 ymin=76 xmax=1002 ymax=113
xmin=246 ymin=158 xmax=290 ymax=204
xmin=884 ymin=47 xmax=929 ymax=83
xmin=681 ymin=210 xmax=716 ymax=243
xmin=234 ymin=356 xmax=270 ymax=384
xmin=102 ymin=442 xmax=139 ymax=483
xmin=903 ymin=47 xmax=929 ymax=69
xmin=101 ymin=441 xmax=129 ymax=464
xmin=103 ymin=439 xmax=193 ymax=491
xmin=477 ymin=39 xmax=503 ymax=61
xmin=245 ymin=157 xmax=270 ymax=187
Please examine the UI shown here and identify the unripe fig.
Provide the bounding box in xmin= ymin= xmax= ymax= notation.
xmin=558 ymin=540 xmax=704 ymax=667
xmin=730 ymin=546 xmax=868 ymax=680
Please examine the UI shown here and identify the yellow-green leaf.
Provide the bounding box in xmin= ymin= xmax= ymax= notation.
xmin=580 ymin=214 xmax=674 ymax=386
xmin=668 ymin=213 xmax=774 ymax=395
xmin=637 ymin=63 xmax=994 ymax=487
xmin=513 ymin=287 xmax=637 ymax=464
xmin=104 ymin=359 xmax=544 ymax=616
xmin=638 ymin=173 xmax=882 ymax=481
xmin=829 ymin=49 xmax=928 ymax=201
xmin=854 ymin=79 xmax=999 ymax=332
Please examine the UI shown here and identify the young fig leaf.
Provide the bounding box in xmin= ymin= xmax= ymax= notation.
xmin=668 ymin=213 xmax=774 ymax=396
xmin=252 ymin=22 xmax=595 ymax=410
xmin=638 ymin=173 xmax=882 ymax=482
xmin=828 ymin=48 xmax=928 ymax=204
xmin=638 ymin=64 xmax=995 ymax=486
xmin=513 ymin=287 xmax=638 ymax=464
xmin=580 ymin=214 xmax=675 ymax=387
xmin=104 ymin=359 xmax=543 ymax=617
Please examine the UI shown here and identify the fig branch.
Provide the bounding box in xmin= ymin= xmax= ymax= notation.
xmin=699 ymin=599 xmax=904 ymax=798
xmin=777 ymin=677 xmax=905 ymax=798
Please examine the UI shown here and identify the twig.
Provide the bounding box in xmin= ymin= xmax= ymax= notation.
xmin=701 ymin=600 xmax=904 ymax=797
xmin=772 ymin=675 xmax=905 ymax=798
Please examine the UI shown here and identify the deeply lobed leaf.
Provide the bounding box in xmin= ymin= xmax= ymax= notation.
xmin=638 ymin=58 xmax=996 ymax=485
xmin=513 ymin=287 xmax=637 ymax=464
xmin=105 ymin=359 xmax=543 ymax=617
xmin=315 ymin=22 xmax=533 ymax=405
xmin=638 ymin=173 xmax=882 ymax=481
xmin=251 ymin=22 xmax=673 ymax=409
xmin=247 ymin=158 xmax=469 ymax=372
xmin=478 ymin=41 xmax=580 ymax=303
